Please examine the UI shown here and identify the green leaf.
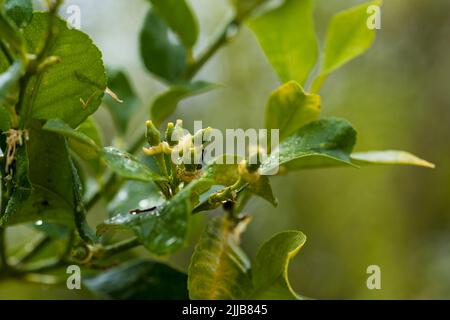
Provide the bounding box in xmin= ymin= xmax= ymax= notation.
xmin=148 ymin=0 xmax=198 ymax=48
xmin=151 ymin=81 xmax=219 ymax=126
xmin=44 ymin=117 xmax=105 ymax=176
xmin=265 ymin=81 xmax=321 ymax=141
xmin=104 ymin=68 xmax=140 ymax=135
xmin=312 ymin=1 xmax=381 ymax=92
xmin=102 ymin=147 xmax=167 ymax=182
xmin=5 ymin=0 xmax=33 ymax=28
xmin=351 ymin=150 xmax=435 ymax=168
xmin=1 ymin=144 xmax=31 ymax=226
xmin=248 ymin=0 xmax=318 ymax=85
xmin=98 ymin=183 xmax=192 ymax=256
xmin=84 ymin=259 xmax=188 ymax=300
xmin=188 ymin=216 xmax=252 ymax=300
xmin=21 ymin=12 xmax=107 ymax=127
xmin=0 ymin=9 xmax=25 ymax=54
xmin=251 ymin=230 xmax=306 ymax=300
xmin=261 ymin=118 xmax=357 ymax=174
xmin=108 ymin=180 xmax=165 ymax=218
xmin=0 ymin=61 xmax=23 ymax=104
xmin=73 ymin=117 xmax=105 ymax=175
xmin=2 ymin=125 xmax=76 ymax=226
xmin=140 ymin=9 xmax=187 ymax=83
xmin=0 ymin=106 xmax=10 ymax=131
xmin=43 ymin=118 xmax=100 ymax=157
xmin=247 ymin=176 xmax=277 ymax=207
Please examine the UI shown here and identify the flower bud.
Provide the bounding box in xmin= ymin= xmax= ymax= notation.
xmin=146 ymin=120 xmax=160 ymax=147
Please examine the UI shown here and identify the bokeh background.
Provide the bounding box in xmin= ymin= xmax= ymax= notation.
xmin=1 ymin=0 xmax=449 ymax=299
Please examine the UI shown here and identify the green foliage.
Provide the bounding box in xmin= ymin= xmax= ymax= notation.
xmin=0 ymin=0 xmax=434 ymax=301
xmin=265 ymin=81 xmax=320 ymax=141
xmin=84 ymin=259 xmax=188 ymax=299
xmin=147 ymin=0 xmax=198 ymax=49
xmin=5 ymin=0 xmax=32 ymax=27
xmin=140 ymin=10 xmax=187 ymax=84
xmin=188 ymin=216 xmax=252 ymax=300
xmin=351 ymin=150 xmax=435 ymax=168
xmin=251 ymin=231 xmax=306 ymax=299
xmin=2 ymin=126 xmax=76 ymax=226
xmin=262 ymin=118 xmax=357 ymax=174
xmin=311 ymin=0 xmax=382 ymax=92
xmin=248 ymin=0 xmax=317 ymax=85
xmin=20 ymin=12 xmax=106 ymax=127
xmin=102 ymin=147 xmax=167 ymax=182
xmin=98 ymin=184 xmax=192 ymax=256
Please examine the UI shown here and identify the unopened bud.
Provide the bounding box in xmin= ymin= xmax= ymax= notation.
xmin=165 ymin=122 xmax=176 ymax=146
xmin=146 ymin=120 xmax=160 ymax=147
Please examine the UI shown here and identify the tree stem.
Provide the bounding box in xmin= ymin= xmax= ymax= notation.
xmin=100 ymin=237 xmax=141 ymax=259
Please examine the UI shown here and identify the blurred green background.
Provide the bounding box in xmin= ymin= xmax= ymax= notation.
xmin=1 ymin=0 xmax=449 ymax=299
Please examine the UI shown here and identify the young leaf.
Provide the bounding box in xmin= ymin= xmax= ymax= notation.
xmin=248 ymin=0 xmax=318 ymax=85
xmin=265 ymin=81 xmax=321 ymax=141
xmin=102 ymin=147 xmax=167 ymax=182
xmin=84 ymin=259 xmax=188 ymax=300
xmin=261 ymin=117 xmax=357 ymax=174
xmin=148 ymin=0 xmax=199 ymax=48
xmin=351 ymin=150 xmax=435 ymax=168
xmin=251 ymin=230 xmax=306 ymax=300
xmin=98 ymin=183 xmax=192 ymax=256
xmin=21 ymin=13 xmax=107 ymax=127
xmin=5 ymin=0 xmax=33 ymax=28
xmin=140 ymin=9 xmax=187 ymax=83
xmin=103 ymin=68 xmax=140 ymax=135
xmin=188 ymin=216 xmax=253 ymax=300
xmin=151 ymin=81 xmax=219 ymax=126
xmin=312 ymin=1 xmax=382 ymax=92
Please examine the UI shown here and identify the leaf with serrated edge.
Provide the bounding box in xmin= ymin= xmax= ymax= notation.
xmin=21 ymin=13 xmax=106 ymax=127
